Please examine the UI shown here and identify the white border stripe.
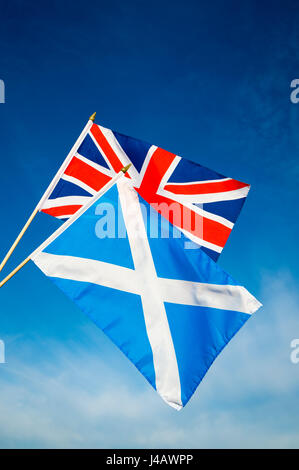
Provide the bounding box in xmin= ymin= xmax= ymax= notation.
xmin=42 ymin=196 xmax=92 ymax=209
xmin=160 ymin=185 xmax=250 ymax=203
xmin=134 ymin=145 xmax=158 ymax=188
xmin=55 ymin=214 xmax=73 ymax=220
xmin=157 ymin=155 xmax=181 ymax=192
xmin=89 ymin=130 xmax=114 ymax=171
xmin=75 ymin=152 xmax=114 ymax=178
xmin=165 ymin=177 xmax=232 ymax=186
xmin=99 ymin=126 xmax=140 ymax=182
xmin=60 ymin=174 xmax=97 ymax=196
xmin=179 ymin=227 xmax=223 ymax=253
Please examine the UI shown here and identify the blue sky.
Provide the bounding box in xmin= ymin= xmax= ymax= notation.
xmin=0 ymin=0 xmax=298 ymax=448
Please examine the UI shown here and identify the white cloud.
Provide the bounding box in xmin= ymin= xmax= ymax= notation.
xmin=0 ymin=270 xmax=298 ymax=448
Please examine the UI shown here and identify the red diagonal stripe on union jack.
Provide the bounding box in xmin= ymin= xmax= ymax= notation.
xmin=164 ymin=178 xmax=249 ymax=195
xmin=136 ymin=147 xmax=232 ymax=249
xmin=64 ymin=156 xmax=112 ymax=192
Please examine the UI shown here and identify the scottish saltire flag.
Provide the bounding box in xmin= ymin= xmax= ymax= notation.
xmin=40 ymin=122 xmax=250 ymax=260
xmin=33 ymin=179 xmax=261 ymax=409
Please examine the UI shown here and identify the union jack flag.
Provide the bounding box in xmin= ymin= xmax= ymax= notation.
xmin=40 ymin=123 xmax=250 ymax=260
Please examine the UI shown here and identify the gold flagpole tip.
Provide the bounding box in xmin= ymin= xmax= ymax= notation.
xmin=121 ymin=164 xmax=132 ymax=173
xmin=89 ymin=112 xmax=97 ymax=122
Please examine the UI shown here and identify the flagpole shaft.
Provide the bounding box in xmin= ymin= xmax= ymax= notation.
xmin=0 ymin=257 xmax=31 ymax=289
xmin=0 ymin=206 xmax=39 ymax=273
xmin=0 ymin=164 xmax=131 ymax=290
xmin=0 ymin=114 xmax=96 ymax=274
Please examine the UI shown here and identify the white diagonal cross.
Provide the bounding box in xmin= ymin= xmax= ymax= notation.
xmin=33 ymin=179 xmax=260 ymax=409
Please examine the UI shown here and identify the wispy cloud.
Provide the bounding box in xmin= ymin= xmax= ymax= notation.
xmin=0 ymin=271 xmax=298 ymax=448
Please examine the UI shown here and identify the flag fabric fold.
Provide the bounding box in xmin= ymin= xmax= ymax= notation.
xmin=40 ymin=123 xmax=250 ymax=260
xmin=32 ymin=179 xmax=261 ymax=409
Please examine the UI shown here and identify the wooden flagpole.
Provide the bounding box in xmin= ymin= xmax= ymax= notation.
xmin=0 ymin=208 xmax=39 ymax=273
xmin=0 ymin=112 xmax=97 ymax=274
xmin=0 ymin=257 xmax=31 ymax=289
xmin=0 ymin=164 xmax=131 ymax=290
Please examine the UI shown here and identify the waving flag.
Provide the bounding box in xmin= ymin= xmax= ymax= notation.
xmin=40 ymin=122 xmax=250 ymax=260
xmin=32 ymin=178 xmax=261 ymax=409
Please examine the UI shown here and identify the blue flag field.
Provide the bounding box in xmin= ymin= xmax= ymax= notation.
xmin=31 ymin=178 xmax=261 ymax=409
